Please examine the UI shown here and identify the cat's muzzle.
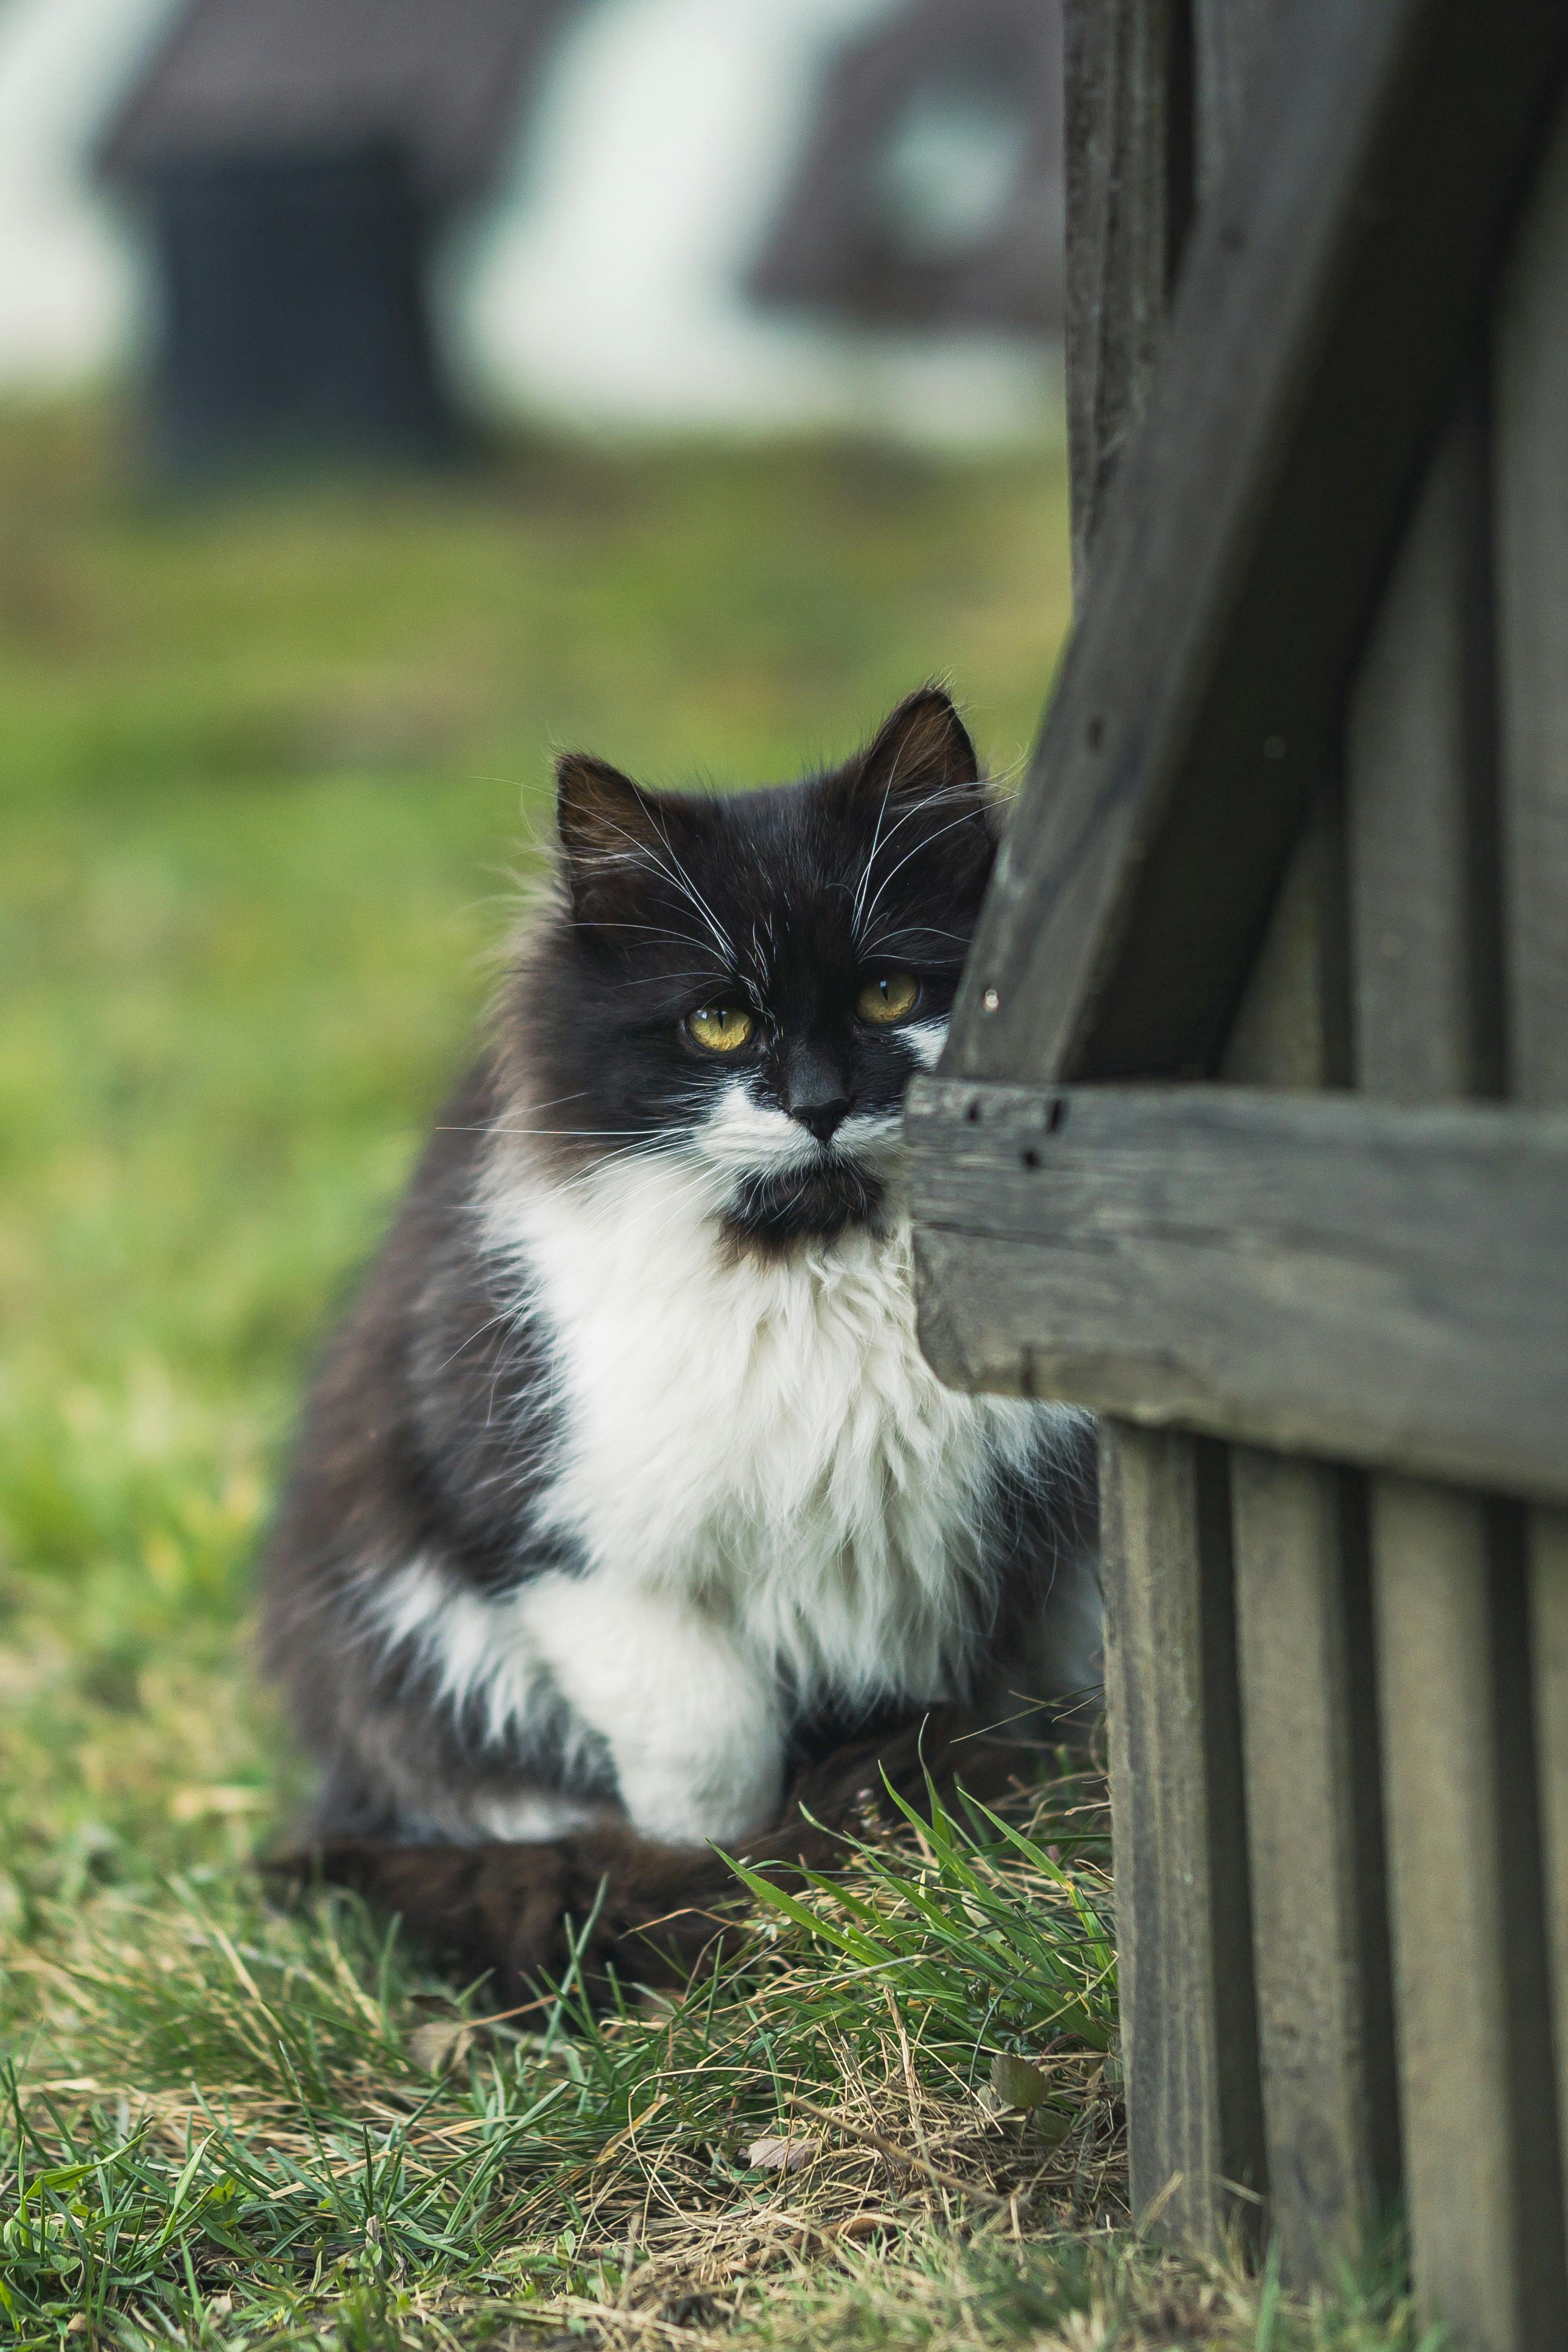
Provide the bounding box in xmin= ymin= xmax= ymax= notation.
xmin=722 ymin=1146 xmax=886 ymax=1252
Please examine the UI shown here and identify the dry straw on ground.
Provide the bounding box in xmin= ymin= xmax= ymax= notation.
xmin=5 ymin=1762 xmax=1131 ymax=2344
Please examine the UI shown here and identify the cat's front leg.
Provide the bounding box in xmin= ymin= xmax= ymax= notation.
xmin=517 ymin=1573 xmax=785 ymax=1845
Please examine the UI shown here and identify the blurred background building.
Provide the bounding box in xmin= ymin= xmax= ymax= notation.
xmin=0 ymin=0 xmax=1064 ymax=472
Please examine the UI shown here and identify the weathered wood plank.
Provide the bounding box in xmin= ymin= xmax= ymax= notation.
xmin=1495 ymin=95 xmax=1568 ymax=2267
xmin=1351 ymin=410 xmax=1568 ymax=2345
xmin=1530 ymin=1515 xmax=1568 ymax=2261
xmin=1193 ymin=0 xmax=1265 ymax=195
xmin=1060 ymin=0 xmax=1252 ymax=2262
xmin=1206 ymin=133 xmax=1394 ymax=2252
xmin=941 ymin=0 xmax=1568 ymax=1088
xmin=1220 ymin=730 xmax=1389 ymax=2279
xmin=1189 ymin=0 xmax=1393 ymax=2260
xmin=908 ymin=1082 xmax=1568 ymax=1503
xmin=1101 ymin=1424 xmax=1265 ymax=2239
xmin=1230 ymin=1454 xmax=1398 ymax=2277
xmin=1348 ymin=435 xmax=1496 ymax=1102
xmin=1206 ymin=0 xmax=1353 ymax=1104
xmin=1217 ymin=799 xmax=1347 ymax=1092
xmin=1370 ymin=1486 xmax=1564 ymax=2349
xmin=1064 ymin=0 xmax=1192 ymax=596
xmin=1496 ymin=104 xmax=1568 ymax=1108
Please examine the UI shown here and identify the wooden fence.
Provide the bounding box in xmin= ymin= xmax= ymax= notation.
xmin=907 ymin=3 xmax=1568 ymax=2344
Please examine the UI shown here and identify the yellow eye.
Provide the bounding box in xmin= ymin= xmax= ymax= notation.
xmin=856 ymin=972 xmax=920 ymax=1025
xmin=686 ymin=1003 xmax=756 ymax=1053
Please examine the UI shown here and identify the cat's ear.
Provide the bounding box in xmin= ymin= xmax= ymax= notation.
xmin=844 ymin=689 xmax=995 ymax=906
xmin=855 ymin=687 xmax=980 ymax=801
xmin=555 ymin=752 xmax=676 ymax=928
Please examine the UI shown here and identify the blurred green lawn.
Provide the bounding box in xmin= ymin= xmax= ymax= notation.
xmin=0 ymin=404 xmax=1071 ymax=1910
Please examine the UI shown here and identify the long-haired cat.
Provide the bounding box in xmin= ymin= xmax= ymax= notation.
xmin=263 ymin=689 xmax=1100 ymax=1993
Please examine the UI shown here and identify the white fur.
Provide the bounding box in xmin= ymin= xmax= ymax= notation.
xmin=515 ymin=1572 xmax=785 ymax=1843
xmin=692 ymin=1082 xmax=816 ymax=1176
xmin=386 ymin=1097 xmax=1091 ymax=1846
xmin=474 ymin=1789 xmax=607 ymax=1841
xmin=905 ymin=1017 xmax=948 ymax=1070
xmin=690 ymin=1079 xmax=903 ymax=1182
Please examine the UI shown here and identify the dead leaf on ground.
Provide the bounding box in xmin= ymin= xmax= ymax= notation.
xmin=745 ymin=2133 xmax=820 ymax=2175
xmin=406 ymin=2020 xmax=476 ymax=2074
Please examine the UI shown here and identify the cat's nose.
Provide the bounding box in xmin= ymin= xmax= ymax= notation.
xmin=793 ymin=1096 xmax=851 ymax=1145
xmin=786 ymin=1047 xmax=852 ymax=1144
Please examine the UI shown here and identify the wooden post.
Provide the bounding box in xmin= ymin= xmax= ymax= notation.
xmin=915 ymin=0 xmax=1568 ymax=2298
xmin=1066 ymin=0 xmax=1266 ymax=2247
xmin=1103 ymin=1429 xmax=1265 ymax=2239
xmin=1495 ymin=97 xmax=1568 ymax=2270
xmin=1350 ymin=413 xmax=1568 ymax=2349
xmin=1199 ymin=0 xmax=1400 ymax=2281
xmin=1228 ymin=1452 xmax=1399 ymax=2276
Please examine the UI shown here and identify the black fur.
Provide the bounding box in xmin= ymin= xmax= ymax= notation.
xmin=505 ymin=684 xmax=993 ymax=1248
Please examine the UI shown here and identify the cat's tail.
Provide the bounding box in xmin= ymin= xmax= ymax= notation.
xmin=263 ymin=1705 xmax=1067 ymax=2004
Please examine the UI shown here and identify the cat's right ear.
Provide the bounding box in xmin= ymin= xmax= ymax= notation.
xmin=555 ymin=752 xmax=668 ymax=928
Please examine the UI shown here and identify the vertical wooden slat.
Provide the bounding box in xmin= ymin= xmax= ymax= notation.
xmin=1103 ymin=1427 xmax=1265 ymax=2240
xmin=1494 ymin=95 xmax=1568 ymax=2261
xmin=1349 ymin=444 xmax=1487 ymax=1103
xmin=1065 ymin=0 xmax=1264 ymax=2248
xmin=1230 ymin=1453 xmax=1398 ymax=2277
xmin=1350 ymin=412 xmax=1568 ymax=2349
xmin=1216 ymin=818 xmax=1335 ymax=1091
xmin=1530 ymin=1514 xmax=1568 ymax=2261
xmin=1199 ymin=0 xmax=1392 ymax=2280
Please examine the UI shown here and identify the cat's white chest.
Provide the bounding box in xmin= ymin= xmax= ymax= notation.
xmin=490 ymin=1157 xmax=1042 ymax=1702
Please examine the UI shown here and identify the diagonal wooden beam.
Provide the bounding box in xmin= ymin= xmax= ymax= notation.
xmin=941 ymin=0 xmax=1568 ymax=1087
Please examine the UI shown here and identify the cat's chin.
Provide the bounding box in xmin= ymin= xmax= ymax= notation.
xmin=718 ymin=1155 xmax=887 ymax=1260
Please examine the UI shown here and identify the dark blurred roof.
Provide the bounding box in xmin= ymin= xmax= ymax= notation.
xmin=98 ymin=0 xmax=576 ymax=208
xmin=750 ymin=0 xmax=1065 ymax=336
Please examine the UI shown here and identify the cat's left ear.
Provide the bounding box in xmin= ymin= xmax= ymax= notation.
xmin=855 ymin=686 xmax=981 ymax=802
xmin=555 ymin=751 xmax=696 ymax=930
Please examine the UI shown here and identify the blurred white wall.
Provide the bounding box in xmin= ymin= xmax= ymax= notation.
xmin=446 ymin=0 xmax=1060 ymax=443
xmin=0 ymin=0 xmax=181 ymax=384
xmin=0 ymin=0 xmax=1060 ymax=442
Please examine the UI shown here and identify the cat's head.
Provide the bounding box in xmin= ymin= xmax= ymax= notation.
xmin=502 ymin=688 xmax=996 ymax=1254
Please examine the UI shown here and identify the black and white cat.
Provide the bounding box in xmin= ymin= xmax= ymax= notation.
xmin=262 ymin=689 xmax=1099 ymax=1919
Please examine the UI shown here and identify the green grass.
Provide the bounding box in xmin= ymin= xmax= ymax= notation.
xmin=0 ymin=402 xmax=1428 ymax=2347
xmin=0 ymin=401 xmax=1072 ymax=1907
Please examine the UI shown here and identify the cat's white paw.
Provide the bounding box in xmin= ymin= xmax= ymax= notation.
xmin=517 ymin=1571 xmax=785 ymax=1848
xmin=615 ymin=1746 xmax=784 ymax=1849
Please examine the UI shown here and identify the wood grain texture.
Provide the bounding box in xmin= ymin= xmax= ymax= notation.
xmin=1060 ymin=0 xmax=1262 ymax=2255
xmin=908 ymin=1081 xmax=1568 ymax=1503
xmin=1495 ymin=95 xmax=1568 ymax=2268
xmin=1496 ymin=101 xmax=1568 ymax=1112
xmin=1206 ymin=127 xmax=1394 ymax=2263
xmin=1215 ymin=818 xmax=1332 ymax=1092
xmin=942 ymin=0 xmax=1568 ymax=1088
xmin=1230 ymin=1453 xmax=1398 ymax=2276
xmin=1101 ymin=1424 xmax=1265 ymax=2240
xmin=1371 ymin=1485 xmax=1564 ymax=2350
xmin=1352 ymin=408 xmax=1568 ymax=2347
xmin=1184 ymin=0 xmax=1396 ymax=2256
xmin=1348 ymin=435 xmax=1496 ymax=1103
xmin=1194 ymin=0 xmax=1265 ymax=194
xmin=1063 ymin=0 xmax=1190 ymax=596
xmin=1530 ymin=1512 xmax=1568 ymax=2265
